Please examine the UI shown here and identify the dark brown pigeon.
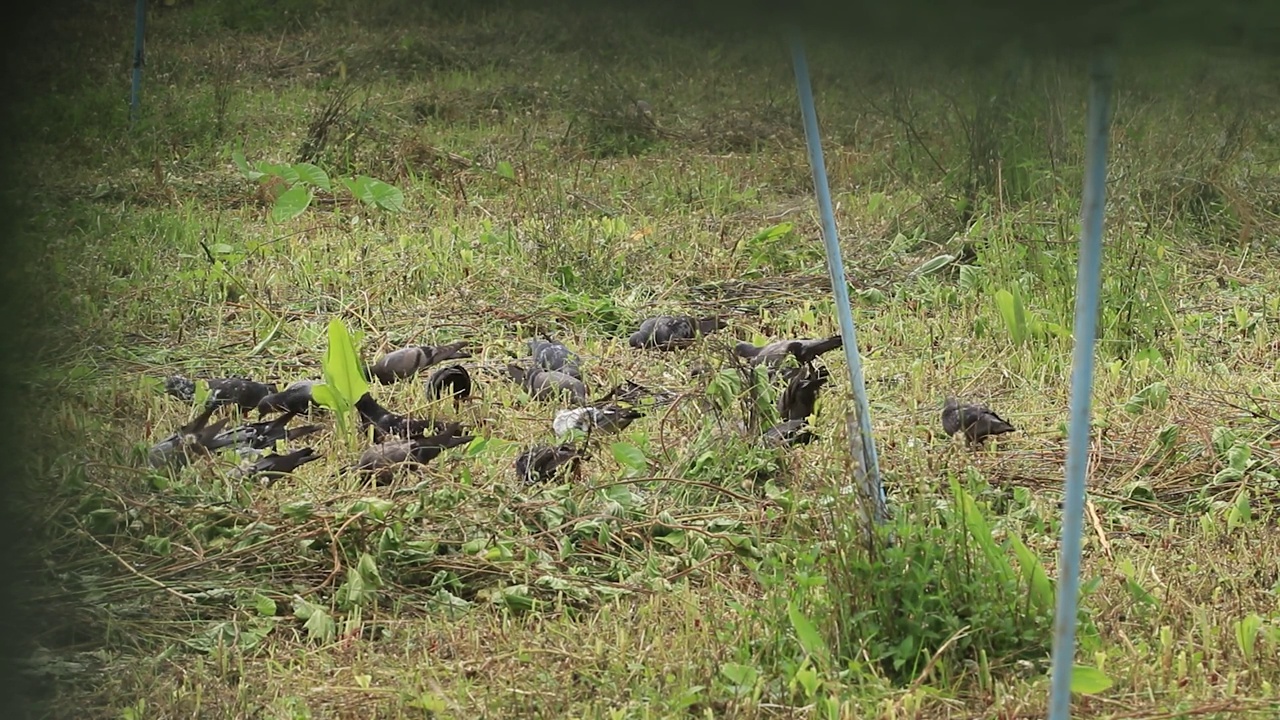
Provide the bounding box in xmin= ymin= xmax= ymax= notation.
xmin=164 ymin=375 xmax=278 ymax=412
xmin=762 ymin=418 xmax=818 ymax=448
xmin=553 ymin=404 xmax=645 ymax=438
xmin=735 ymin=335 xmax=843 ymax=368
xmin=527 ymin=336 xmax=582 ymax=380
xmin=147 ymin=403 xmax=230 ymax=470
xmin=514 ymin=443 xmax=589 ymax=484
xmin=210 ymin=410 xmax=323 ymax=452
xmin=369 ymin=341 xmax=471 ymax=384
xmin=424 ymin=365 xmax=473 ymax=405
xmin=777 ymin=365 xmax=830 ymax=422
xmin=237 ymin=448 xmax=322 ymax=485
xmin=351 ymin=424 xmax=474 ymax=484
xmin=628 ymin=315 xmax=726 ymax=351
xmin=256 ymin=380 xmax=321 ymax=416
xmin=507 ymin=363 xmax=588 ymax=404
xmin=941 ymin=397 xmax=1017 ymax=446
xmin=355 ymin=392 xmax=451 ymax=442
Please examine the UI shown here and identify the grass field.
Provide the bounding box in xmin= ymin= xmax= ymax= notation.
xmin=13 ymin=0 xmax=1280 ymax=717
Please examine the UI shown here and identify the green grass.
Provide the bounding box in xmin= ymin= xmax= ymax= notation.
xmin=13 ymin=0 xmax=1280 ymax=718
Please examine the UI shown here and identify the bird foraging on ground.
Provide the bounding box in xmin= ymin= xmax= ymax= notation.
xmin=256 ymin=380 xmax=321 ymax=416
xmin=355 ymin=392 xmax=451 ymax=442
xmin=515 ymin=442 xmax=589 ymax=485
xmin=210 ymin=410 xmax=323 ymax=453
xmin=350 ymin=424 xmax=474 ymax=484
xmin=424 ymin=365 xmax=473 ymax=405
xmin=527 ymin=336 xmax=583 ymax=380
xmin=147 ymin=403 xmax=230 ymax=470
xmin=628 ymin=315 xmax=726 ymax=351
xmin=236 ymin=448 xmax=322 ymax=485
xmin=553 ymin=404 xmax=645 ymax=438
xmin=506 ymin=363 xmax=588 ymax=404
xmin=734 ymin=335 xmax=843 ymax=368
xmin=762 ymin=418 xmax=818 ymax=448
xmin=941 ymin=396 xmax=1017 ymax=446
xmin=777 ymin=364 xmax=830 ymax=422
xmin=164 ymin=375 xmax=278 ymax=412
xmin=369 ymin=341 xmax=471 ymax=384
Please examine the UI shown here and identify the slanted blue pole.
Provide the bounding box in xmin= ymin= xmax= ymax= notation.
xmin=1047 ymin=48 xmax=1115 ymax=720
xmin=788 ymin=34 xmax=886 ymax=523
xmin=130 ymin=0 xmax=147 ymax=126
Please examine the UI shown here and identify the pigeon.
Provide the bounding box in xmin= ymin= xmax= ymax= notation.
xmin=424 ymin=365 xmax=473 ymax=405
xmin=735 ymin=335 xmax=843 ymax=368
xmin=515 ymin=443 xmax=589 ymax=485
xmin=355 ymin=392 xmax=450 ymax=442
xmin=210 ymin=411 xmax=323 ymax=453
xmin=628 ymin=315 xmax=726 ymax=351
xmin=762 ymin=418 xmax=818 ymax=448
xmin=164 ymin=375 xmax=278 ymax=412
xmin=553 ymin=404 xmax=645 ymax=438
xmin=147 ymin=403 xmax=230 ymax=470
xmin=369 ymin=341 xmax=471 ymax=384
xmin=256 ymin=380 xmax=320 ymax=416
xmin=527 ymin=336 xmax=582 ymax=380
xmin=507 ymin=363 xmax=588 ymax=404
xmin=351 ymin=424 xmax=474 ymax=483
xmin=941 ymin=397 xmax=1017 ymax=446
xmin=777 ymin=365 xmax=830 ymax=422
xmin=236 ymin=448 xmax=322 ymax=485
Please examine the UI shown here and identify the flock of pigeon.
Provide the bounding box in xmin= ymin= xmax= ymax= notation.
xmin=147 ymin=312 xmax=1017 ymax=487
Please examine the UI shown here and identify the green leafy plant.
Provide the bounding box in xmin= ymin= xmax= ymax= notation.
xmin=311 ymin=318 xmax=370 ymax=437
xmin=232 ymin=149 xmax=405 ymax=222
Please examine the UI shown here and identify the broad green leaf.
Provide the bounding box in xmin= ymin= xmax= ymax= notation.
xmin=232 ymin=149 xmax=264 ymax=180
xmin=310 ymin=384 xmax=339 ymax=411
xmin=495 ymin=160 xmax=516 ymax=180
xmin=610 ymin=442 xmax=648 ymax=474
xmin=786 ymin=601 xmax=830 ymax=664
xmin=365 ymin=178 xmax=405 ymax=212
xmin=208 ymin=242 xmax=235 ymax=255
xmin=912 ymin=253 xmax=956 ymax=276
xmin=291 ymin=162 xmax=332 ymax=190
xmin=994 ymin=288 xmax=1028 ymax=345
xmin=1235 ymin=613 xmax=1263 ymax=661
xmin=271 ymin=184 xmax=312 ymax=223
xmin=950 ymin=478 xmax=1016 ymax=585
xmin=256 ymin=161 xmax=300 ymax=184
xmin=1069 ymin=665 xmax=1113 ymax=694
xmin=1009 ymin=534 xmax=1053 ymax=614
xmin=253 ymin=593 xmax=277 ymax=617
xmin=318 ymin=318 xmax=370 ymax=437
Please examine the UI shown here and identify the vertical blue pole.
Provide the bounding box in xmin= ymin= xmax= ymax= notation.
xmin=130 ymin=0 xmax=147 ymax=126
xmin=1047 ymin=48 xmax=1115 ymax=720
xmin=788 ymin=34 xmax=886 ymax=524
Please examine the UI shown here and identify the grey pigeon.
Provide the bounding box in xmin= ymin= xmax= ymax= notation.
xmin=527 ymin=336 xmax=582 ymax=380
xmin=628 ymin=315 xmax=726 ymax=351
xmin=256 ymin=380 xmax=320 ymax=416
xmin=369 ymin=341 xmax=471 ymax=384
xmin=424 ymin=365 xmax=472 ymax=405
xmin=941 ymin=397 xmax=1017 ymax=446
xmin=762 ymin=419 xmax=817 ymax=448
xmin=164 ymin=375 xmax=278 ymax=412
xmin=236 ymin=447 xmax=322 ymax=485
xmin=735 ymin=335 xmax=843 ymax=368
xmin=210 ymin=411 xmax=323 ymax=453
xmin=355 ymin=392 xmax=450 ymax=442
xmin=507 ymin=363 xmax=588 ymax=404
xmin=515 ymin=443 xmax=589 ymax=485
xmin=350 ymin=424 xmax=474 ymax=484
xmin=147 ymin=403 xmax=230 ymax=470
xmin=777 ymin=365 xmax=830 ymax=422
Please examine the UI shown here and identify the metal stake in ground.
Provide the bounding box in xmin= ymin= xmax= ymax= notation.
xmin=788 ymin=33 xmax=886 ymax=525
xmin=1047 ymin=46 xmax=1116 ymax=720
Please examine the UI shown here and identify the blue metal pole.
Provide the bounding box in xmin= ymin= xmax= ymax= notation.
xmin=788 ymin=34 xmax=886 ymax=524
xmin=130 ymin=0 xmax=147 ymax=126
xmin=1047 ymin=48 xmax=1115 ymax=720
